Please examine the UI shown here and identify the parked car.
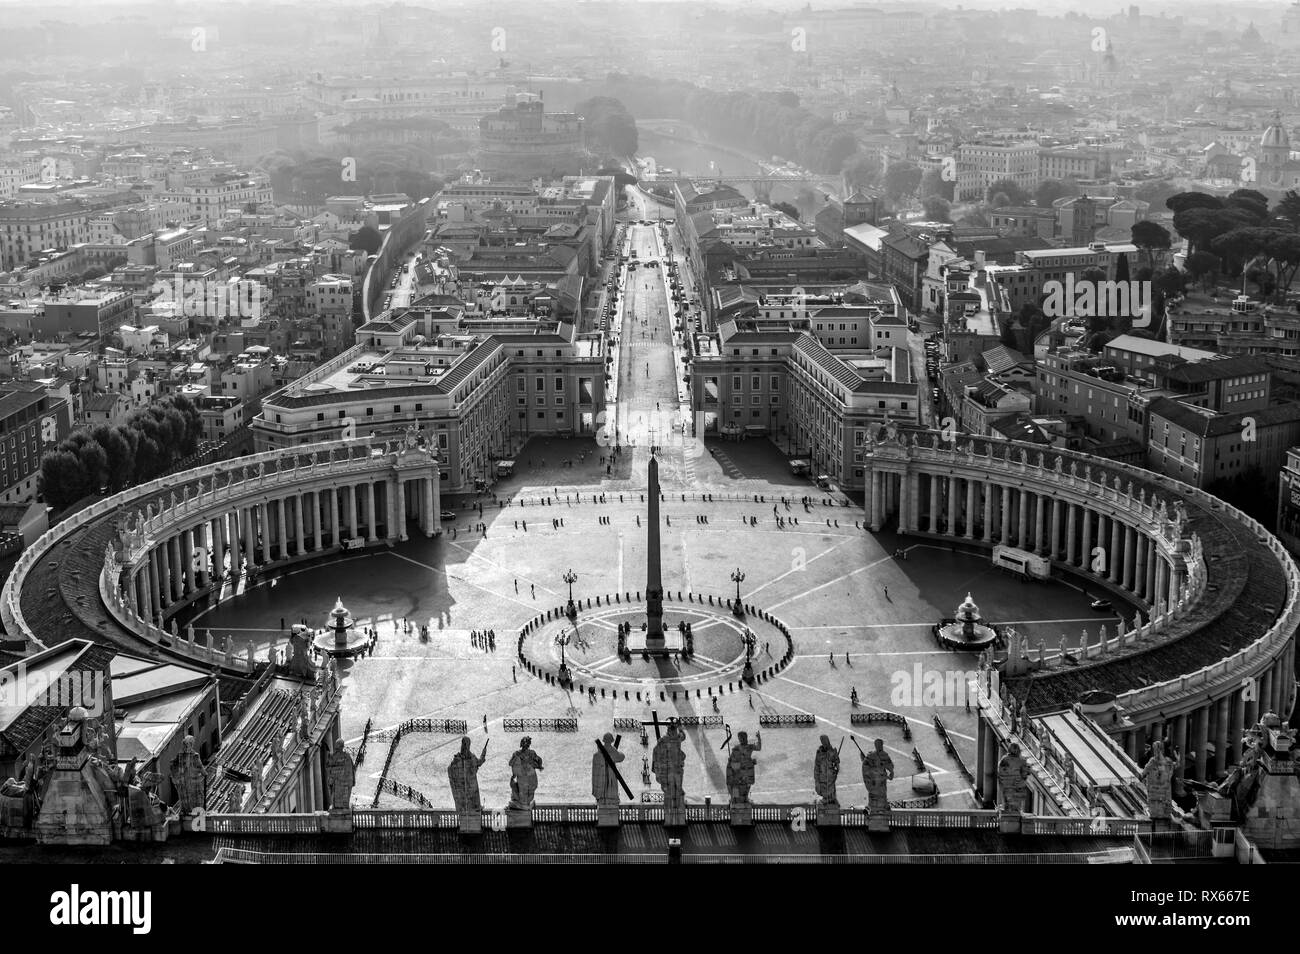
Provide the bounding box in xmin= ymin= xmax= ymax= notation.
xmin=441 ymin=510 xmax=457 ymax=522
xmin=1090 ymin=599 xmax=1113 ymax=611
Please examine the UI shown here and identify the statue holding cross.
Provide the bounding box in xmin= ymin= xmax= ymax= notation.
xmin=592 ymin=733 xmax=631 ymax=826
xmin=651 ymin=718 xmax=687 ymax=826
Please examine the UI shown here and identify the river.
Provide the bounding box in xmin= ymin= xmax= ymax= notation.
xmin=634 ymin=124 xmax=811 ymax=209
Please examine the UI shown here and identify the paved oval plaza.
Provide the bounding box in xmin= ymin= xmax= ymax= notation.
xmin=193 ymin=447 xmax=1116 ymax=813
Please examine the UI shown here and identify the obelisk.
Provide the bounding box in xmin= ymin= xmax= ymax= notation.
xmin=646 ymin=453 xmax=664 ymax=650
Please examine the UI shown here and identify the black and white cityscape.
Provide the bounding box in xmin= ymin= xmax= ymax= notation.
xmin=0 ymin=0 xmax=1294 ymax=897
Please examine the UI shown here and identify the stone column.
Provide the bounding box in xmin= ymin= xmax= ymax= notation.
xmin=258 ymin=502 xmax=271 ymax=564
xmin=1230 ymin=688 xmax=1246 ymax=764
xmin=276 ymin=497 xmax=289 ymax=560
xmin=182 ymin=527 xmax=196 ymax=595
xmin=1000 ymin=485 xmax=1011 ymax=545
xmin=294 ymin=493 xmax=306 ymax=555
xmin=1123 ymin=525 xmax=1135 ymax=593
xmin=1146 ymin=540 xmax=1158 ymax=604
xmin=981 ymin=718 xmax=998 ymax=807
xmin=1262 ymin=667 xmax=1275 ymax=719
xmin=946 ymin=476 xmax=959 ymax=537
xmin=1135 ymin=532 xmax=1148 ymax=601
xmin=148 ymin=550 xmax=162 ymax=617
xmin=345 ymin=485 xmax=358 ymax=538
xmin=1034 ymin=493 xmax=1046 ymax=555
xmin=392 ymin=477 xmax=407 ymax=541
xmin=168 ymin=535 xmax=183 ymax=601
xmin=928 ymin=474 xmax=940 ymax=534
xmin=982 ymin=481 xmax=994 ymax=543
xmin=1017 ymin=489 xmax=1030 ymax=549
xmin=1168 ymin=560 xmax=1182 ymax=610
xmin=1050 ymin=498 xmax=1062 ymax=559
xmin=228 ymin=511 xmax=242 ymax=580
xmin=1212 ymin=695 xmax=1229 ymax=778
xmin=965 ymin=479 xmax=977 ymax=539
xmin=1171 ymin=712 xmax=1188 ymax=774
xmin=1192 ymin=705 xmax=1209 ymax=782
xmin=422 ymin=478 xmax=437 ymax=536
xmin=243 ymin=506 xmax=256 ymax=567
xmin=1066 ymin=503 xmax=1078 ymax=566
xmin=325 ymin=487 xmax=338 ymax=544
xmin=312 ymin=491 xmax=323 ymax=552
xmin=364 ymin=482 xmax=379 ymax=543
xmin=1154 ymin=559 xmax=1169 ymax=615
xmin=1081 ymin=507 xmax=1093 ymax=571
xmin=213 ymin=516 xmax=227 ymax=589
xmin=1109 ymin=518 xmax=1122 ymax=585
xmin=899 ymin=471 xmax=912 ymax=532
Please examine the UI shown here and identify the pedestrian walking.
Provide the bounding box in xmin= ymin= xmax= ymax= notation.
xmin=845 ymin=653 xmax=851 ymax=667
xmin=531 ymin=584 xmax=535 ymax=598
xmin=884 ymin=585 xmax=889 ymax=599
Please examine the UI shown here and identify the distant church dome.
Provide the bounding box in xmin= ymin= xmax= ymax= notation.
xmin=1262 ymin=111 xmax=1290 ymax=150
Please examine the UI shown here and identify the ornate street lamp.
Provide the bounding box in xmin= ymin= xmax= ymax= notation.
xmin=731 ymin=567 xmax=746 ymax=618
xmin=555 ymin=627 xmax=573 ymax=685
xmin=563 ymin=568 xmax=578 ymax=618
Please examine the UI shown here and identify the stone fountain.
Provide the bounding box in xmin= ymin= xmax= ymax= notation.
xmin=312 ymin=597 xmax=369 ymax=660
xmin=936 ymin=592 xmax=999 ymax=652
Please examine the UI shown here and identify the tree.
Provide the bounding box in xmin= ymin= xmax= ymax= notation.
xmin=1166 ymin=191 xmax=1224 ymax=215
xmin=1173 ymin=207 xmax=1258 ymax=255
xmin=883 ymin=161 xmax=922 ymax=200
xmin=575 ymin=96 xmax=639 ymax=156
xmin=1035 ymin=178 xmax=1078 ymax=208
xmin=1211 ymin=227 xmax=1278 ymax=277
xmin=1275 ymin=190 xmax=1300 ymax=230
xmin=1133 ymin=180 xmax=1182 ymax=207
xmin=772 ymin=201 xmax=800 ymax=221
xmin=919 ymin=168 xmax=954 ymax=201
xmin=349 ymin=226 xmax=382 ymax=255
xmin=1185 ymin=250 xmax=1222 ymax=291
xmin=842 ymin=152 xmax=882 ymax=192
xmin=922 ymin=196 xmax=952 ymax=222
xmin=985 ymin=178 xmax=1030 ymax=206
xmin=1131 ymin=220 xmax=1172 ymax=272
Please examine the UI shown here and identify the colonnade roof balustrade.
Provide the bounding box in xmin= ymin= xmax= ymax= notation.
xmin=1 ymin=435 xmax=419 ymax=665
xmin=873 ymin=428 xmax=1300 ymax=718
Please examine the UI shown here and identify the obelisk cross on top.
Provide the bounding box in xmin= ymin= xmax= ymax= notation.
xmin=646 ymin=453 xmax=664 ymax=648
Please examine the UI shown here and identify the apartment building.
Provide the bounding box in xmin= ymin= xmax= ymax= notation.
xmin=0 ymin=201 xmax=89 ymax=271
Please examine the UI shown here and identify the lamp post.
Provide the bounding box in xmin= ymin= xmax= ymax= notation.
xmin=563 ymin=568 xmax=578 ymax=618
xmin=555 ymin=627 xmax=572 ymax=684
xmin=742 ymin=626 xmax=756 ymax=684
xmin=731 ymin=567 xmax=746 ymax=618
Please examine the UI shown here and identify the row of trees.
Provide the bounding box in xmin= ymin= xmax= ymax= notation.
xmin=680 ymin=88 xmax=859 ymax=175
xmin=39 ymin=395 xmax=203 ymax=513
xmin=257 ymin=149 xmax=447 ymax=206
xmin=1165 ymin=189 xmax=1300 ymax=301
xmin=576 ymin=96 xmax=639 ymax=159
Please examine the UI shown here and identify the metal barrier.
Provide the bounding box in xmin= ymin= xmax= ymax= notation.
xmin=502 ymin=717 xmax=579 ymax=732
xmin=758 ymin=713 xmax=817 ymax=727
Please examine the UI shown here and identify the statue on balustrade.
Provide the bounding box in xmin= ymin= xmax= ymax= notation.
xmin=170 ymin=735 xmax=206 ymax=816
xmin=725 ymin=730 xmax=762 ymax=808
xmin=508 ymin=737 xmax=544 ymax=810
xmin=591 ymin=732 xmax=625 ymax=811
xmin=860 ymin=738 xmax=894 ymax=814
xmin=997 ymin=742 xmax=1030 ymax=812
xmin=1140 ymin=740 xmax=1176 ymax=819
xmin=813 ymin=735 xmax=841 ymax=807
xmin=0 ymin=755 xmax=47 ymax=829
xmin=448 ymin=736 xmax=488 ymax=814
xmin=326 ymin=743 xmax=356 ymax=811
xmin=652 ymin=721 xmax=687 ymax=822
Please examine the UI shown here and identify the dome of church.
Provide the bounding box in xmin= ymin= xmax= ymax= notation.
xmin=1262 ymin=112 xmax=1290 ymax=150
